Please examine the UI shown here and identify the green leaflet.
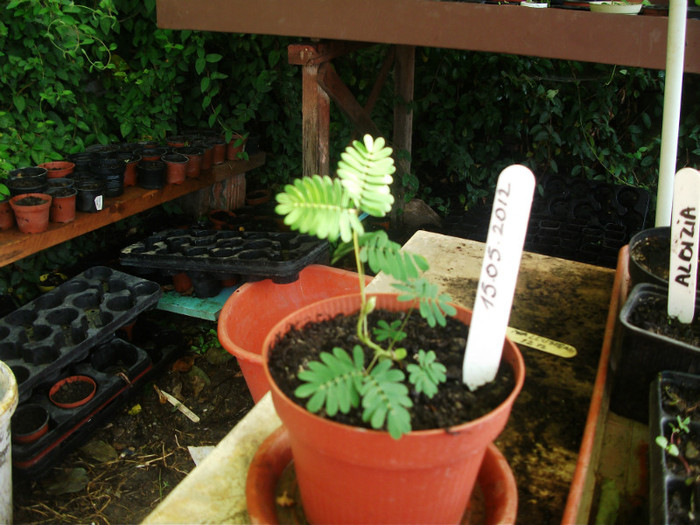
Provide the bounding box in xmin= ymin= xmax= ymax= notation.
xmin=295 ymin=346 xmax=365 ymax=416
xmin=406 ymin=350 xmax=447 ymax=399
xmin=360 ymin=360 xmax=412 ymax=439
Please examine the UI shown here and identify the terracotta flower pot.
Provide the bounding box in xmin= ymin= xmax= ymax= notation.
xmin=211 ymin=138 xmax=227 ymax=165
xmin=226 ymin=133 xmax=247 ymax=161
xmin=161 ymin=153 xmax=188 ymax=185
xmin=9 ymin=193 xmax=52 ymax=234
xmin=0 ymin=199 xmax=14 ymax=231
xmin=218 ymin=265 xmax=371 ymax=403
xmin=38 ymin=161 xmax=75 ymax=179
xmin=177 ymin=146 xmax=204 ymax=178
xmin=192 ymin=141 xmax=213 ymax=170
xmin=261 ymin=293 xmax=525 ymax=524
xmin=49 ymin=375 xmax=97 ymax=409
xmin=47 ymin=187 xmax=77 ymax=223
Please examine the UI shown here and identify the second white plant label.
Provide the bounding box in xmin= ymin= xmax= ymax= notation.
xmin=668 ymin=167 xmax=700 ymax=323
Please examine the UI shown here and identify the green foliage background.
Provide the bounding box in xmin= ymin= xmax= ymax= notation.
xmin=1 ymin=0 xmax=699 ymax=303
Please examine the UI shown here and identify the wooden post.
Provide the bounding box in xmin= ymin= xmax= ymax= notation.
xmin=392 ymin=45 xmax=415 ymax=222
xmin=301 ymin=64 xmax=330 ymax=176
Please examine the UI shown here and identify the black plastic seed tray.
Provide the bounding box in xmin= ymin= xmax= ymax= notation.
xmin=0 ymin=266 xmax=162 ymax=401
xmin=11 ymin=338 xmax=152 ymax=468
xmin=11 ymin=333 xmax=183 ymax=478
xmin=119 ymin=228 xmax=330 ymax=283
xmin=649 ymin=370 xmax=700 ymax=525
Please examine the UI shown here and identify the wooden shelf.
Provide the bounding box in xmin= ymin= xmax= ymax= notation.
xmin=0 ymin=152 xmax=265 ymax=267
xmin=156 ymin=0 xmax=700 ymax=73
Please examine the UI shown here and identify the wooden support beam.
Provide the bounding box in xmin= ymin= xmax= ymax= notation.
xmin=288 ymin=41 xmax=369 ymax=66
xmin=392 ymin=45 xmax=416 ymax=222
xmin=301 ymin=64 xmax=330 ymax=176
xmin=317 ymin=62 xmax=382 ymax=139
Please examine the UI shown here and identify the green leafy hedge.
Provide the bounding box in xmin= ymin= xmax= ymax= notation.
xmin=1 ymin=0 xmax=699 ymax=303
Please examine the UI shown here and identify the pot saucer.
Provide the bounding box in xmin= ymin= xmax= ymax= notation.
xmin=246 ymin=426 xmax=518 ymax=524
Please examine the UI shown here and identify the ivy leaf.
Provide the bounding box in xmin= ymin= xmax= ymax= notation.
xmin=13 ymin=94 xmax=25 ymax=113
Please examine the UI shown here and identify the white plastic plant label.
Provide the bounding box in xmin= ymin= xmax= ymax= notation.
xmin=668 ymin=167 xmax=700 ymax=323
xmin=463 ymin=165 xmax=535 ymax=390
xmin=94 ymin=195 xmax=103 ymax=211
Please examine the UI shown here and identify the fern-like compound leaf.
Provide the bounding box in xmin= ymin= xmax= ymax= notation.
xmin=360 ymin=360 xmax=412 ymax=438
xmin=406 ymin=350 xmax=447 ymax=399
xmin=295 ymin=346 xmax=365 ymax=416
xmin=275 ymin=175 xmax=364 ymax=242
xmin=336 ymin=135 xmax=396 ymax=217
xmin=359 ymin=231 xmax=428 ymax=282
xmin=393 ymin=278 xmax=457 ymax=327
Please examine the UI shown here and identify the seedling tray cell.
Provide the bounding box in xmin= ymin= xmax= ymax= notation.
xmin=119 ymin=229 xmax=329 ymax=283
xmin=0 ymin=266 xmax=162 ymax=400
xmin=649 ymin=371 xmax=700 ymax=525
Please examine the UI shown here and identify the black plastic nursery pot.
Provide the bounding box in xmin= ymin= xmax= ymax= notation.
xmin=75 ymin=179 xmax=105 ymax=213
xmin=628 ymin=226 xmax=671 ymax=289
xmin=610 ymin=283 xmax=700 ymax=423
xmin=649 ymin=370 xmax=700 ymax=525
xmin=137 ymin=160 xmax=166 ymax=189
xmin=7 ymin=175 xmax=49 ymax=197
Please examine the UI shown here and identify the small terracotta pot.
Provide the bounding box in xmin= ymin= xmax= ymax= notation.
xmin=47 ymin=187 xmax=77 ymax=223
xmin=211 ymin=139 xmax=227 ymax=165
xmin=226 ymin=133 xmax=247 ymax=161
xmin=123 ymin=154 xmax=142 ymax=187
xmin=177 ymin=146 xmax=204 ymax=178
xmin=38 ymin=161 xmax=75 ymax=179
xmin=0 ymin=199 xmax=14 ymax=231
xmin=49 ymin=375 xmax=97 ymax=408
xmin=161 ymin=153 xmax=188 ymax=185
xmin=166 ymin=135 xmax=189 ymax=148
xmin=193 ymin=141 xmax=214 ymax=170
xmin=172 ymin=272 xmax=193 ymax=292
xmin=9 ymin=193 xmax=52 ymax=234
xmin=12 ymin=403 xmax=49 ymax=444
xmin=246 ymin=189 xmax=271 ymax=207
xmin=207 ymin=209 xmax=235 ymax=230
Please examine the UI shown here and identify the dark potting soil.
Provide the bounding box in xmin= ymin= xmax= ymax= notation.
xmin=14 ymin=408 xmax=47 ymax=436
xmin=52 ymin=379 xmax=94 ymax=404
xmin=267 ymin=309 xmax=515 ymax=432
xmin=15 ymin=196 xmax=48 ymax=206
xmin=630 ymin=235 xmax=670 ymax=282
xmin=628 ymin=294 xmax=700 ymax=347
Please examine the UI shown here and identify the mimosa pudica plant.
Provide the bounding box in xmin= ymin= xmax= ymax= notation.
xmin=275 ymin=135 xmax=456 ymax=438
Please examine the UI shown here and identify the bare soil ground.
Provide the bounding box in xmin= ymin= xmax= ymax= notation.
xmin=13 ymin=310 xmax=255 ymax=525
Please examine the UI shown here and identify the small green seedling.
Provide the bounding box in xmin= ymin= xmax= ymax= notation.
xmin=276 ymin=135 xmax=456 ymax=439
xmin=655 ymin=416 xmax=691 ymax=461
